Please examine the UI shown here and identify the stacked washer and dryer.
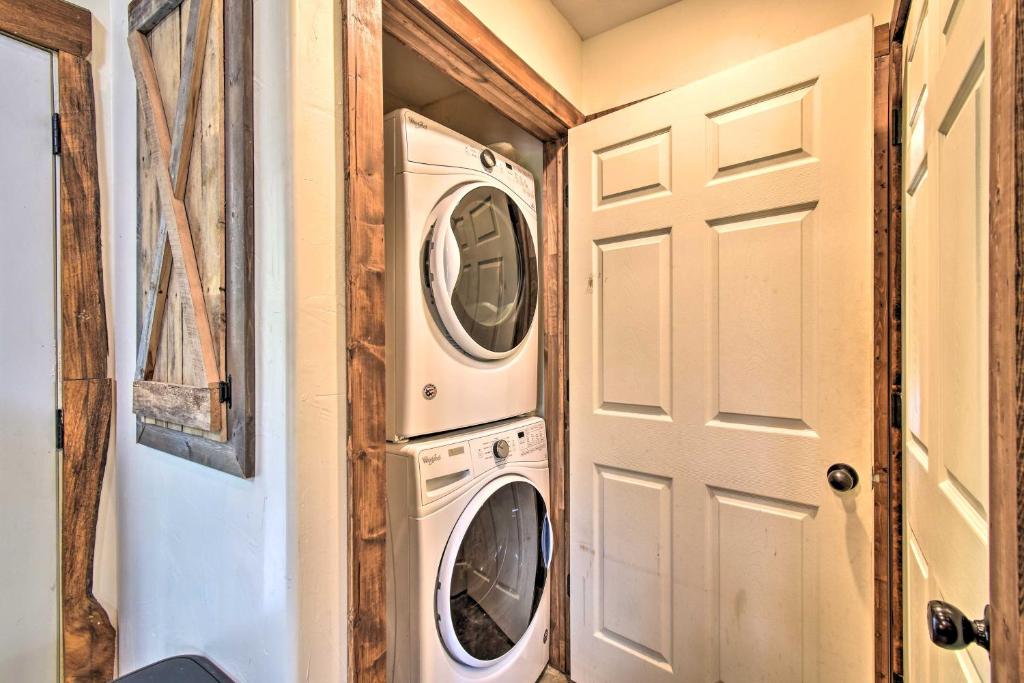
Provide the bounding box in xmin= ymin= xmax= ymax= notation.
xmin=384 ymin=109 xmax=551 ymax=683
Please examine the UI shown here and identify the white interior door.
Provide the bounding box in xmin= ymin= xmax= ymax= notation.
xmin=569 ymin=17 xmax=875 ymax=682
xmin=901 ymin=0 xmax=991 ymax=677
xmin=0 ymin=32 xmax=60 ymax=682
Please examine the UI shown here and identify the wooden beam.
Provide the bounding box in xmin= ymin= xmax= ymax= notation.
xmin=129 ymin=29 xmax=221 ymax=386
xmin=169 ymin=0 xmax=214 ymax=198
xmin=542 ymin=137 xmax=570 ymax=674
xmin=0 ymin=0 xmax=91 ymax=56
xmin=61 ymin=378 xmax=115 ymax=683
xmin=128 ymin=0 xmax=186 ymax=33
xmin=55 ymin=46 xmax=115 ymax=683
xmin=344 ymin=0 xmax=387 ymax=680
xmin=989 ymin=0 xmax=1024 ymax=679
xmin=133 ymin=380 xmax=222 ymax=432
xmin=59 ymin=52 xmax=110 ymax=382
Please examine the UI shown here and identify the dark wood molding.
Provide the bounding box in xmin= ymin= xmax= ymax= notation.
xmin=343 ymin=0 xmax=388 ymax=680
xmin=381 ymin=0 xmax=582 ymax=138
xmin=0 ymin=0 xmax=91 ymax=56
xmin=1 ymin=6 xmax=116 ymax=681
xmin=886 ymin=36 xmax=905 ymax=682
xmin=542 ymin=137 xmax=570 ymax=673
xmin=130 ymin=0 xmax=255 ymax=478
xmin=989 ymin=0 xmax=1024 ymax=678
xmin=890 ymin=0 xmax=912 ymax=42
xmin=61 ymin=378 xmax=116 ymax=683
xmin=872 ymin=23 xmax=897 ymax=683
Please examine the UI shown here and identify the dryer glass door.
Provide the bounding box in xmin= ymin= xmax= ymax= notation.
xmin=438 ymin=479 xmax=552 ymax=665
xmin=428 ymin=185 xmax=538 ymax=360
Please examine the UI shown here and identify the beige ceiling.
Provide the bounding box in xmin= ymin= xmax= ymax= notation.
xmin=550 ymin=0 xmax=681 ymax=39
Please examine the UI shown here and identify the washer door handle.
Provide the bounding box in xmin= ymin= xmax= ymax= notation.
xmin=542 ymin=514 xmax=554 ymax=569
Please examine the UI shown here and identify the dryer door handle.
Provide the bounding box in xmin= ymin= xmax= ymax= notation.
xmin=542 ymin=514 xmax=554 ymax=569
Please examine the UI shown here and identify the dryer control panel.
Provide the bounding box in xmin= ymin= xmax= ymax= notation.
xmin=409 ymin=417 xmax=547 ymax=506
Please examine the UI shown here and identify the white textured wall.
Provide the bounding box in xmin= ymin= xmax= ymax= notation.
xmin=102 ymin=0 xmax=346 ymax=679
xmin=580 ymin=0 xmax=893 ymax=113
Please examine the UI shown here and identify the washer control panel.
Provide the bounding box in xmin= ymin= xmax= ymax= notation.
xmin=411 ymin=417 xmax=547 ymax=505
xmin=468 ymin=419 xmax=546 ymax=473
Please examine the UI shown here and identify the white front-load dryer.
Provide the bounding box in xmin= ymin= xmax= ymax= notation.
xmin=385 ymin=109 xmax=540 ymax=441
xmin=387 ymin=416 xmax=552 ymax=683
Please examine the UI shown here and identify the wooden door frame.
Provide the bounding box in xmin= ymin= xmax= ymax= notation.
xmin=0 ymin=1 xmax=115 ymax=681
xmin=343 ymin=0 xmax=582 ymax=679
xmin=886 ymin=0 xmax=1024 ymax=679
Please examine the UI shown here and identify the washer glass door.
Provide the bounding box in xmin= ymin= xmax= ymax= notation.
xmin=428 ymin=185 xmax=538 ymax=360
xmin=437 ymin=478 xmax=552 ymax=666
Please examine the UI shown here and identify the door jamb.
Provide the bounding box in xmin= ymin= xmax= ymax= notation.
xmin=342 ymin=1 xmax=582 ymax=680
xmin=0 ymin=1 xmax=115 ymax=681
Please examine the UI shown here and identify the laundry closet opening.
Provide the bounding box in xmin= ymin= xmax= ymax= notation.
xmin=379 ymin=30 xmax=564 ymax=683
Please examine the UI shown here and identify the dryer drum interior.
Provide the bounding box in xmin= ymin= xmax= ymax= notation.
xmin=436 ymin=478 xmax=553 ymax=666
xmin=426 ymin=185 xmax=539 ymax=360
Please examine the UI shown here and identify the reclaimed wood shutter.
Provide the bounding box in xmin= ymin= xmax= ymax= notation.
xmin=129 ymin=0 xmax=253 ymax=476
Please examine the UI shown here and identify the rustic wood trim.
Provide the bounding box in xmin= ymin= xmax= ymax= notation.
xmin=0 ymin=0 xmax=91 ymax=56
xmin=542 ymin=137 xmax=569 ymax=673
xmin=890 ymin=0 xmax=913 ymax=43
xmin=55 ymin=45 xmax=115 ymax=683
xmin=128 ymin=28 xmax=220 ymax=386
xmin=873 ymin=24 xmax=895 ymax=683
xmin=59 ymin=53 xmax=109 ymax=382
xmin=344 ymin=0 xmax=387 ymax=680
xmin=128 ymin=0 xmax=186 ymax=33
xmin=133 ymin=380 xmax=222 ymax=432
xmin=61 ymin=378 xmax=116 ymax=683
xmin=133 ymin=0 xmax=255 ymax=478
xmin=381 ymin=0 xmax=582 ymax=138
xmin=989 ymin=0 xmax=1024 ymax=678
xmin=887 ymin=36 xmax=906 ymax=682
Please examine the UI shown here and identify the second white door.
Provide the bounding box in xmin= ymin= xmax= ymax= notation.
xmin=569 ymin=17 xmax=875 ymax=682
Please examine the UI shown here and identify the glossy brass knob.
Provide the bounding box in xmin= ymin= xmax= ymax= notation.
xmin=928 ymin=601 xmax=991 ymax=652
xmin=827 ymin=463 xmax=859 ymax=492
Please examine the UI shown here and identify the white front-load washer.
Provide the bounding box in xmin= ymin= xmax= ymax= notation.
xmin=387 ymin=416 xmax=552 ymax=683
xmin=385 ymin=109 xmax=540 ymax=441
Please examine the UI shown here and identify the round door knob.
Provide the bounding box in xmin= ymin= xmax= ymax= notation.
xmin=480 ymin=149 xmax=497 ymax=170
xmin=493 ymin=439 xmax=510 ymax=460
xmin=928 ymin=601 xmax=991 ymax=652
xmin=826 ymin=463 xmax=859 ymax=492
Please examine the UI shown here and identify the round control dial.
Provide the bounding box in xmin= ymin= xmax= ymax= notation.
xmin=480 ymin=149 xmax=496 ymax=170
xmin=492 ymin=438 xmax=510 ymax=460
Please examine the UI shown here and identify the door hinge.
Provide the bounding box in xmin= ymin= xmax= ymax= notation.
xmin=218 ymin=375 xmax=232 ymax=407
xmin=566 ymin=574 xmax=570 ymax=597
xmin=52 ymin=113 xmax=61 ymax=156
xmin=891 ymin=390 xmax=903 ymax=429
xmin=891 ymin=107 xmax=902 ymax=147
xmin=893 ymin=673 xmax=904 ymax=683
xmin=56 ymin=409 xmax=64 ymax=449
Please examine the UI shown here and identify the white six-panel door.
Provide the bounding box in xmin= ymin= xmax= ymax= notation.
xmin=0 ymin=32 xmax=60 ymax=682
xmin=902 ymin=0 xmax=991 ymax=678
xmin=568 ymin=17 xmax=875 ymax=682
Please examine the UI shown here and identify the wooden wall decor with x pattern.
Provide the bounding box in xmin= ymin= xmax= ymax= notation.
xmin=128 ymin=0 xmax=223 ymax=433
